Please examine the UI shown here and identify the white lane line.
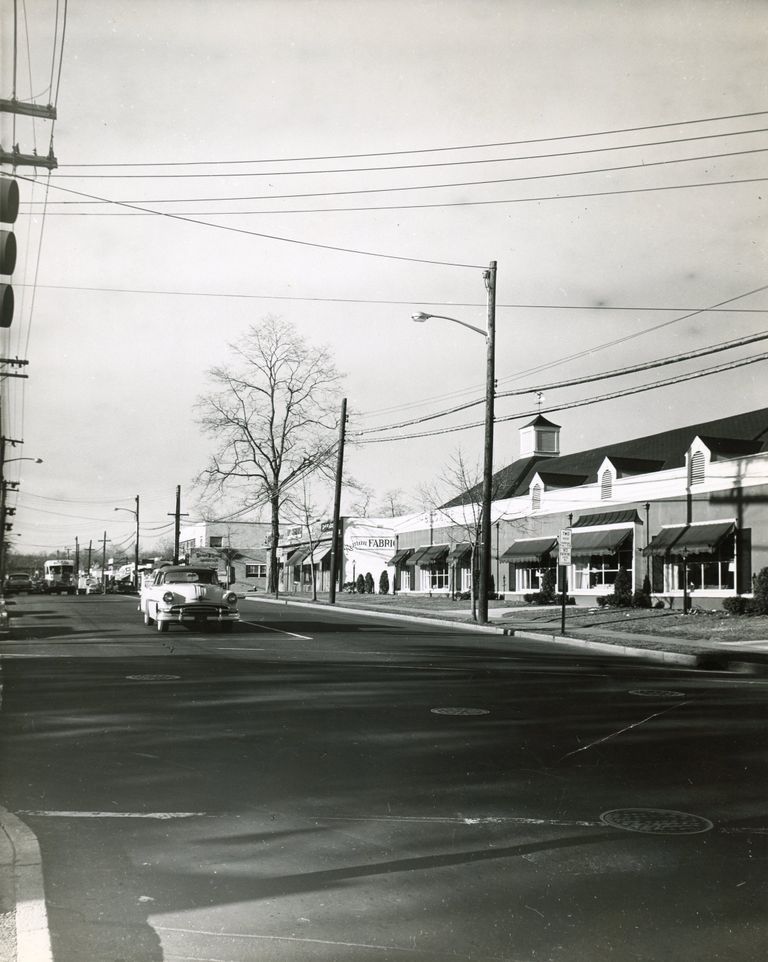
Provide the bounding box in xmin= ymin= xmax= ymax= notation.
xmin=16 ymin=811 xmax=206 ymax=819
xmin=311 ymin=814 xmax=602 ymax=827
xmin=240 ymin=620 xmax=313 ymax=641
xmin=558 ymin=701 xmax=688 ymax=761
xmin=1 ymin=806 xmax=53 ymax=962
xmin=217 ymin=647 xmax=266 ymax=652
xmin=157 ymin=925 xmax=417 ymax=954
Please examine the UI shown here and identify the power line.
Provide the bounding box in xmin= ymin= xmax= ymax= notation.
xmin=50 ymin=125 xmax=768 ymax=177
xmin=29 ymin=145 xmax=768 ymax=205
xmin=15 ymin=282 xmax=768 ymax=313
xmin=6 ymin=173 xmax=484 ymax=270
xmin=356 ymin=353 xmax=768 ymax=444
xmin=353 ymin=329 xmax=768 ymax=435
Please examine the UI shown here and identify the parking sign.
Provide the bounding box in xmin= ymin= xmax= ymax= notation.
xmin=558 ymin=528 xmax=572 ymax=565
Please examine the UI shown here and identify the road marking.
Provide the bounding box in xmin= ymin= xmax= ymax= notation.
xmin=16 ymin=811 xmax=206 ymax=819
xmin=240 ymin=620 xmax=313 ymax=640
xmin=218 ymin=647 xmax=266 ymax=652
xmin=312 ymin=814 xmax=602 ymax=827
xmin=156 ymin=925 xmax=418 ymax=953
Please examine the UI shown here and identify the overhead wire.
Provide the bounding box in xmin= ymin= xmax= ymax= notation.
xmin=49 ymin=125 xmax=768 ymax=177
xmin=355 ymin=353 xmax=768 ymax=444
xmin=353 ymin=329 xmax=768 ymax=435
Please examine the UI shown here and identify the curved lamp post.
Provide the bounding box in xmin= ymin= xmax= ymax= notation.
xmin=411 ymin=261 xmax=497 ymax=624
xmin=0 ymin=454 xmax=43 ymax=588
xmin=114 ymin=496 xmax=140 ymax=590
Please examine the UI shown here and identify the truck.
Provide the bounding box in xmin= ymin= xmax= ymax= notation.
xmin=43 ymin=559 xmax=76 ymax=595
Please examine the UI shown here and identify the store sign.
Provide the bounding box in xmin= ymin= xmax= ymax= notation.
xmin=320 ymin=519 xmax=335 ymax=533
xmin=350 ymin=537 xmax=396 ymax=551
xmin=284 ymin=526 xmax=303 ymax=540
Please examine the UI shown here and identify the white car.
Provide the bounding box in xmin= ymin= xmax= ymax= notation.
xmin=139 ymin=565 xmax=239 ymax=633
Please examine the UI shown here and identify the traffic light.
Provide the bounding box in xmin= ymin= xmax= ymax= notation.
xmin=0 ymin=178 xmax=19 ymax=329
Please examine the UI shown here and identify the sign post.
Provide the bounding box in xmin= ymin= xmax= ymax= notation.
xmin=558 ymin=528 xmax=572 ymax=634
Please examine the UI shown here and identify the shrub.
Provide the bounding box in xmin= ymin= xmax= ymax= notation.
xmin=632 ymin=589 xmax=653 ymax=609
xmin=356 ymin=573 xmax=366 ymax=594
xmin=555 ymin=593 xmax=576 ymax=606
xmin=342 ymin=581 xmax=357 ymax=593
xmin=523 ymin=593 xmax=534 ymax=604
xmin=612 ymin=567 xmax=633 ymax=607
xmin=722 ymin=596 xmax=755 ymax=616
xmin=364 ymin=572 xmax=375 ymax=594
xmin=378 ymin=570 xmax=389 ymax=595
xmin=641 ymin=573 xmax=652 ymax=597
xmin=752 ymin=567 xmax=768 ymax=615
xmin=540 ymin=568 xmax=556 ymax=604
xmin=596 ymin=596 xmax=609 ymax=607
xmin=653 ymin=600 xmax=665 ymax=609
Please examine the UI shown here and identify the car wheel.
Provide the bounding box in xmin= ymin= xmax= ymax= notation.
xmin=220 ymin=621 xmax=233 ymax=633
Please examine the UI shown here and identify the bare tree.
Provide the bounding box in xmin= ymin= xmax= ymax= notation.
xmin=350 ymin=482 xmax=374 ymax=518
xmin=196 ymin=316 xmax=343 ymax=593
xmin=378 ymin=488 xmax=412 ymax=517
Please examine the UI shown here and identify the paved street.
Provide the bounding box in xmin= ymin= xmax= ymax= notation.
xmin=1 ymin=594 xmax=766 ymax=962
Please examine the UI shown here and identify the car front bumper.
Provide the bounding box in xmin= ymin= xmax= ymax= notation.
xmin=156 ymin=604 xmax=240 ymax=624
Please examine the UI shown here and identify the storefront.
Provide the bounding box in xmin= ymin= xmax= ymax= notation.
xmin=644 ymin=520 xmax=736 ymax=598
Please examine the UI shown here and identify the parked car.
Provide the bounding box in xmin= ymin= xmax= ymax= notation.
xmin=85 ymin=579 xmax=102 ymax=595
xmin=139 ymin=565 xmax=239 ymax=633
xmin=3 ymin=572 xmax=34 ymax=595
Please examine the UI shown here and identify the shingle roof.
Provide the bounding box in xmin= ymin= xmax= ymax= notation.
xmin=441 ymin=407 xmax=768 ymax=508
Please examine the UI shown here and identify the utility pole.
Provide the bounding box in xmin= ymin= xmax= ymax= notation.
xmin=477 ymin=261 xmax=497 ymax=625
xmin=328 ymin=397 xmax=347 ymax=605
xmin=101 ymin=532 xmax=107 ymax=591
xmin=74 ymin=537 xmax=79 ymax=582
xmin=168 ymin=486 xmax=188 ymax=565
xmin=87 ymin=539 xmax=92 ymax=576
xmin=134 ymin=494 xmax=140 ymax=590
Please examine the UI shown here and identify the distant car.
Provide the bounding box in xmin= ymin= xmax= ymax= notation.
xmin=139 ymin=565 xmax=239 ymax=633
xmin=85 ymin=580 xmax=102 ymax=595
xmin=4 ymin=572 xmax=34 ymax=595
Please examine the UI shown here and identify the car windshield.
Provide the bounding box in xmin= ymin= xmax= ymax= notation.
xmin=163 ymin=569 xmax=218 ymax=585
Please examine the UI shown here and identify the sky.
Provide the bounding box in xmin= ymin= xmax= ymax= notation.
xmin=1 ymin=0 xmax=767 ymax=559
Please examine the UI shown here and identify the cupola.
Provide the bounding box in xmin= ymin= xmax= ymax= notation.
xmin=519 ymin=415 xmax=561 ymax=458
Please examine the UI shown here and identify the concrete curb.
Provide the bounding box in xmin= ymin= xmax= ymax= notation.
xmin=244 ymin=596 xmax=768 ymax=673
xmin=0 ymin=808 xmax=52 ymax=962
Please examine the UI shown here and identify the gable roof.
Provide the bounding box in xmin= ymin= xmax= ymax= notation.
xmin=442 ymin=407 xmax=768 ymax=508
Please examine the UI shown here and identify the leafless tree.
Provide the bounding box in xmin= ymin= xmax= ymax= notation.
xmin=350 ymin=483 xmax=374 ymax=518
xmin=378 ymin=488 xmax=412 ymax=517
xmin=196 ymin=316 xmax=343 ymax=593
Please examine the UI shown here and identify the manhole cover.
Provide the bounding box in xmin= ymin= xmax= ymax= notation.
xmin=629 ymin=689 xmax=685 ymax=698
xmin=430 ymin=707 xmax=490 ymax=716
xmin=601 ymin=808 xmax=713 ymax=835
xmin=126 ymin=674 xmax=181 ymax=681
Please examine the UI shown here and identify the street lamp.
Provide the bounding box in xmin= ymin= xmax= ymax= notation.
xmin=114 ymin=495 xmax=140 ymax=591
xmin=5 ymin=457 xmax=43 ymax=464
xmin=411 ymin=260 xmax=497 ymax=624
xmin=0 ymin=451 xmax=43 ymax=589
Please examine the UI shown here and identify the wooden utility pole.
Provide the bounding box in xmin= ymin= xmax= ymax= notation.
xmin=328 ymin=398 xmax=347 ymax=605
xmin=477 ymin=261 xmax=497 ymax=625
xmin=101 ymin=532 xmax=107 ymax=591
xmin=168 ymin=486 xmax=188 ymax=564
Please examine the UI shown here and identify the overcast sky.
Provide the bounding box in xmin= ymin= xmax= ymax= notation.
xmin=1 ymin=0 xmax=766 ymax=557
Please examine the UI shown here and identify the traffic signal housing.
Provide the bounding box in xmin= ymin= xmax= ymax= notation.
xmin=0 ymin=178 xmax=19 ymax=329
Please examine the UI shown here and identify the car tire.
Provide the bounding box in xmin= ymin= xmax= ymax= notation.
xmin=220 ymin=621 xmax=233 ymax=633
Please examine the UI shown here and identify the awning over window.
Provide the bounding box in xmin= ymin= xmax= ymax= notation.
xmin=418 ymin=544 xmax=449 ymax=565
xmin=285 ymin=545 xmax=311 ymax=566
xmin=403 ymin=547 xmax=430 ymax=567
xmin=309 ymin=543 xmax=332 ymax=564
xmin=645 ymin=521 xmax=735 ymax=556
xmin=388 ymin=548 xmax=413 ymax=566
xmin=500 ymin=537 xmax=557 ymax=563
xmin=448 ymin=542 xmax=472 ymax=561
xmin=570 ymin=529 xmax=631 ymax=559
xmin=574 ymin=510 xmax=641 ymax=527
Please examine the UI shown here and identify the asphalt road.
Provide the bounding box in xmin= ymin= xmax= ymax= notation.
xmin=0 ymin=594 xmax=766 ymax=962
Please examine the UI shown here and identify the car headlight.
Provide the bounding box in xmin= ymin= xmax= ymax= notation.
xmin=162 ymin=591 xmax=174 ymax=604
xmin=224 ymin=592 xmax=237 ymax=605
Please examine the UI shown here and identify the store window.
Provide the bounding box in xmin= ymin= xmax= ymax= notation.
xmin=245 ymin=563 xmax=267 ymax=578
xmin=209 ymin=536 xmax=224 ymax=548
xmin=572 ymin=541 xmax=633 ymax=590
xmin=514 ymin=565 xmax=551 ymax=591
xmin=664 ymin=535 xmax=735 ymax=592
xmin=422 ymin=565 xmax=449 ymax=590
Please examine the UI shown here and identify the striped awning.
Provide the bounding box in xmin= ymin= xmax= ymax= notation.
xmin=500 ymin=537 xmax=557 ymax=563
xmin=417 ymin=544 xmax=449 ymax=565
xmin=448 ymin=542 xmax=472 ymax=561
xmin=285 ymin=545 xmax=311 ymax=566
xmin=388 ymin=548 xmax=413 ymax=566
xmin=645 ymin=521 xmax=734 ymax=556
xmin=403 ymin=547 xmax=430 ymax=567
xmin=309 ymin=543 xmax=332 ymax=564
xmin=570 ymin=529 xmax=631 ymax=559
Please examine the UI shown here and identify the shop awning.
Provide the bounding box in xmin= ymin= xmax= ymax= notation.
xmin=448 ymin=542 xmax=472 ymax=561
xmin=643 ymin=526 xmax=685 ymax=556
xmin=570 ymin=529 xmax=631 ymax=559
xmin=417 ymin=544 xmax=449 ymax=565
xmin=403 ymin=547 xmax=430 ymax=567
xmin=644 ymin=521 xmax=735 ymax=556
xmin=285 ymin=545 xmax=311 ymax=566
xmin=500 ymin=537 xmax=557 ymax=563
xmin=309 ymin=543 xmax=332 ymax=564
xmin=388 ymin=548 xmax=413 ymax=566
